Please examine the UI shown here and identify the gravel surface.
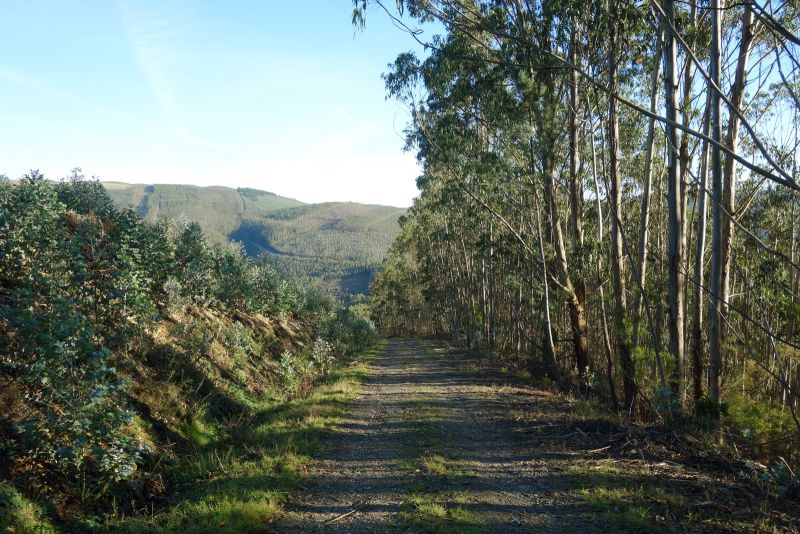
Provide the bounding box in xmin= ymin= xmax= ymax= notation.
xmin=285 ymin=338 xmax=604 ymax=533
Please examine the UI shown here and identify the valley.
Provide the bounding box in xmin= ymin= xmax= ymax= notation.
xmin=103 ymin=182 xmax=406 ymax=299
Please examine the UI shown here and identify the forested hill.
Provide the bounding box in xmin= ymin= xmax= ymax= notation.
xmin=102 ymin=182 xmax=406 ymax=299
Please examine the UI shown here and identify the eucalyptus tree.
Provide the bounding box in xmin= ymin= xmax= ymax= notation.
xmin=661 ymin=0 xmax=687 ymax=405
xmin=718 ymin=4 xmax=756 ymax=349
xmin=360 ymin=0 xmax=800 ymax=422
xmin=377 ymin=0 xmax=599 ymax=383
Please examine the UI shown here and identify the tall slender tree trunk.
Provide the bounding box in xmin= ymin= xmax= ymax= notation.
xmin=679 ymin=3 xmax=698 ymax=367
xmin=544 ymin=153 xmax=579 ymax=359
xmin=691 ymin=100 xmax=711 ymax=400
xmin=609 ymin=8 xmax=638 ymax=415
xmin=515 ymin=7 xmax=586 ymax=384
xmin=719 ymin=5 xmax=755 ymax=343
xmin=538 ymin=86 xmax=587 ymax=385
xmin=633 ymin=30 xmax=663 ymax=350
xmin=533 ymin=176 xmax=561 ymax=383
xmin=790 ymin=182 xmax=798 ymax=341
xmin=663 ymin=0 xmax=686 ymax=406
xmin=589 ymin=104 xmax=620 ymax=410
xmin=488 ymin=220 xmax=495 ymax=352
xmin=709 ymin=0 xmax=724 ymax=402
xmin=568 ymin=23 xmax=590 ymax=380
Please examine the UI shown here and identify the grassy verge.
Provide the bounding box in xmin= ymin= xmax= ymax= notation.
xmin=0 ymin=484 xmax=58 ymax=534
xmin=566 ymin=463 xmax=683 ymax=533
xmin=106 ymin=341 xmax=382 ymax=533
xmin=566 ymin=460 xmax=789 ymax=532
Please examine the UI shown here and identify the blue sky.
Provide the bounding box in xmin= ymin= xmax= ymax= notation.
xmin=0 ymin=1 xmax=432 ymax=206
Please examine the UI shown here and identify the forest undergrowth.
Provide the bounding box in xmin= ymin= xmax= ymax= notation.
xmin=447 ymin=340 xmax=800 ymax=532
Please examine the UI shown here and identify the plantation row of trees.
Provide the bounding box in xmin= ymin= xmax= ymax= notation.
xmin=0 ymin=171 xmax=376 ymax=522
xmin=363 ymin=0 xmax=800 ymax=433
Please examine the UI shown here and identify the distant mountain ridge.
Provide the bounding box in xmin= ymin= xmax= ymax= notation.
xmin=102 ymin=182 xmax=406 ymax=298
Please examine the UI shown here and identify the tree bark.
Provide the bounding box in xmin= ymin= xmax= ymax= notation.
xmin=609 ymin=8 xmax=638 ymax=415
xmin=691 ymin=100 xmax=711 ymax=401
xmin=719 ymin=5 xmax=755 ymax=344
xmin=709 ymin=0 xmax=724 ymax=402
xmin=663 ymin=0 xmax=686 ymax=406
xmin=568 ymin=23 xmax=590 ymax=379
xmin=632 ymin=29 xmax=663 ymax=350
xmin=589 ymin=103 xmax=620 ymax=410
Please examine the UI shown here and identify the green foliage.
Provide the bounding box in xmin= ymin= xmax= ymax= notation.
xmin=174 ymin=222 xmax=216 ymax=304
xmin=277 ymin=311 xmax=376 ymax=395
xmin=367 ymin=0 xmax=800 ymax=435
xmin=309 ymin=338 xmax=335 ymax=375
xmin=0 ymin=172 xmax=379 ymax=526
xmin=693 ymin=396 xmax=728 ymax=428
xmin=321 ymin=308 xmax=379 ymax=358
xmin=0 ymin=483 xmax=57 ymax=534
xmin=0 ymin=173 xmax=154 ymax=497
xmin=725 ymin=394 xmax=795 ymax=443
xmin=278 ymin=351 xmax=302 ymax=393
xmin=755 ymin=460 xmax=800 ymax=498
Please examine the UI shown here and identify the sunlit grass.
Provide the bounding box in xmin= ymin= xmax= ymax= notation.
xmin=423 ymin=453 xmax=449 ymax=475
xmin=180 ymin=416 xmax=218 ymax=447
xmin=397 ymin=490 xmax=481 ymax=534
xmin=107 ymin=342 xmax=381 ymax=532
xmin=567 ymin=463 xmax=691 ymax=533
xmin=418 ymin=454 xmax=476 ymax=478
xmin=0 ymin=484 xmax=57 ymax=534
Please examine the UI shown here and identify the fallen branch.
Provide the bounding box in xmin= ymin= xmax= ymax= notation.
xmin=324 ymin=503 xmax=365 ymax=525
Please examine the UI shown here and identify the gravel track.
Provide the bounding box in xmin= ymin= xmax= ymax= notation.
xmin=286 ymin=338 xmax=603 ymax=533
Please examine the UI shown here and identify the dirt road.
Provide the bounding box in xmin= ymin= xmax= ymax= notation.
xmin=287 ymin=338 xmax=601 ymax=532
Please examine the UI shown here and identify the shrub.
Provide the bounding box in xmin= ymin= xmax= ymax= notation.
xmin=310 ymin=338 xmax=336 ymax=375
xmin=0 ymin=175 xmax=147 ymax=498
xmin=279 ymin=351 xmax=300 ymax=392
xmin=0 ymin=171 xmax=378 ymax=518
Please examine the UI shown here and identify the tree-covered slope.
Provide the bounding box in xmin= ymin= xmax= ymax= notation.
xmin=0 ymin=174 xmax=378 ymax=531
xmin=103 ymin=182 xmax=405 ymax=298
xmin=102 ymin=182 xmax=304 ymax=244
xmin=235 ymin=202 xmax=407 ymax=295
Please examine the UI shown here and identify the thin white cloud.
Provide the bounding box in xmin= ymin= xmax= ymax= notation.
xmin=338 ymin=109 xmax=358 ymax=125
xmin=117 ymin=1 xmax=227 ymax=153
xmin=117 ymin=0 xmax=189 ymax=122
